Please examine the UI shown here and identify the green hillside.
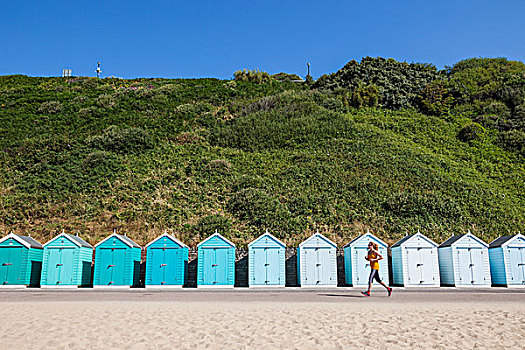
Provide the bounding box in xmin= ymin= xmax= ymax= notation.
xmin=1 ymin=57 xmax=524 ymax=247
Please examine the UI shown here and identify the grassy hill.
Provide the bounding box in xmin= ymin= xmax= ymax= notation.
xmin=1 ymin=59 xmax=524 ymax=247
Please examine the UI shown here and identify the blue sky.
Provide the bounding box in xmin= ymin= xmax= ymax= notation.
xmin=1 ymin=0 xmax=524 ymax=79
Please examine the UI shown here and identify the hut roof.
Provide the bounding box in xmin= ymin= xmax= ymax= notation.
xmin=344 ymin=232 xmax=388 ymax=248
xmin=392 ymin=232 xmax=437 ymax=248
xmin=44 ymin=233 xmax=92 ymax=248
xmin=248 ymin=231 xmax=285 ymax=248
xmin=95 ymin=233 xmax=141 ymax=248
xmin=489 ymin=234 xmax=524 ymax=248
xmin=439 ymin=235 xmax=465 ymax=248
xmin=299 ymin=233 xmax=337 ymax=248
xmin=146 ymin=233 xmax=188 ymax=248
xmin=0 ymin=233 xmax=43 ymax=249
xmin=197 ymin=232 xmax=235 ymax=248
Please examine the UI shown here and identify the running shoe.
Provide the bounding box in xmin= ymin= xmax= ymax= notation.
xmin=387 ymin=287 xmax=393 ymax=297
xmin=361 ymin=291 xmax=370 ymax=297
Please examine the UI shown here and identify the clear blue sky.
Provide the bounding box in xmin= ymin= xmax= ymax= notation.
xmin=1 ymin=0 xmax=524 ymax=79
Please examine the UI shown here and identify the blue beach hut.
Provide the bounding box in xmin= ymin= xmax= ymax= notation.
xmin=145 ymin=231 xmax=189 ymax=288
xmin=489 ymin=233 xmax=525 ymax=286
xmin=248 ymin=230 xmax=286 ymax=287
xmin=392 ymin=231 xmax=440 ymax=287
xmin=438 ymin=231 xmax=491 ymax=287
xmin=197 ymin=231 xmax=235 ymax=288
xmin=0 ymin=232 xmax=43 ymax=288
xmin=41 ymin=230 xmax=93 ymax=288
xmin=93 ymin=231 xmax=141 ymax=288
xmin=297 ymin=232 xmax=337 ymax=287
xmin=344 ymin=231 xmax=389 ymax=286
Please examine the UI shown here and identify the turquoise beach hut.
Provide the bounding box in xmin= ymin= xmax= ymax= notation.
xmin=489 ymin=233 xmax=525 ymax=286
xmin=41 ymin=231 xmax=93 ymax=288
xmin=392 ymin=231 xmax=440 ymax=287
xmin=197 ymin=231 xmax=235 ymax=288
xmin=93 ymin=231 xmax=141 ymax=288
xmin=0 ymin=232 xmax=43 ymax=288
xmin=438 ymin=231 xmax=491 ymax=287
xmin=145 ymin=231 xmax=189 ymax=288
xmin=297 ymin=232 xmax=337 ymax=287
xmin=344 ymin=231 xmax=389 ymax=286
xmin=248 ymin=230 xmax=286 ymax=287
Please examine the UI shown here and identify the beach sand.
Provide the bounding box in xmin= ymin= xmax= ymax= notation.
xmin=1 ymin=298 xmax=524 ymax=349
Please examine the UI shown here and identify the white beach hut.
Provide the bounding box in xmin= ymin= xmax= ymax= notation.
xmin=391 ymin=231 xmax=440 ymax=287
xmin=438 ymin=231 xmax=491 ymax=286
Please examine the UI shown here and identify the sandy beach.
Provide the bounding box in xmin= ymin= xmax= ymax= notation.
xmin=1 ymin=289 xmax=524 ymax=349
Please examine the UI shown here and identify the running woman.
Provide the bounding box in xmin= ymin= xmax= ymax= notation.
xmin=361 ymin=242 xmax=392 ymax=297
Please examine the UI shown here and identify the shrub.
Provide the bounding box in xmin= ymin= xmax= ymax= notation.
xmin=234 ymin=69 xmax=272 ymax=83
xmin=37 ymin=101 xmax=62 ymax=114
xmin=192 ymin=214 xmax=232 ymax=235
xmin=205 ymin=159 xmax=232 ymax=175
xmin=272 ymin=72 xmax=302 ymax=82
xmin=86 ymin=125 xmax=154 ymax=153
xmin=227 ymin=188 xmax=283 ymax=226
xmin=500 ymin=130 xmax=525 ymax=156
xmin=418 ymin=81 xmax=453 ymax=115
xmin=458 ymin=122 xmax=485 ymax=143
xmin=351 ymin=84 xmax=379 ymax=108
xmin=82 ymin=151 xmax=119 ymax=172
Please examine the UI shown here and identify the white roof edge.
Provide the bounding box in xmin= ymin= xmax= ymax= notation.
xmin=145 ymin=233 xmax=189 ymax=248
xmin=43 ymin=233 xmax=81 ymax=248
xmin=94 ymin=233 xmax=135 ymax=248
xmin=197 ymin=232 xmax=235 ymax=248
xmin=0 ymin=233 xmax=31 ymax=249
xmin=413 ymin=232 xmax=439 ymax=247
xmin=457 ymin=232 xmax=489 ymax=247
xmin=299 ymin=233 xmax=337 ymax=248
xmin=248 ymin=232 xmax=286 ymax=248
xmin=503 ymin=233 xmax=525 ymax=247
xmin=343 ymin=232 xmax=388 ymax=248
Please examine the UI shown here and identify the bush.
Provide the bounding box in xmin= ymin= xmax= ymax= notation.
xmin=234 ymin=69 xmax=272 ymax=83
xmin=86 ymin=125 xmax=154 ymax=153
xmin=272 ymin=72 xmax=302 ymax=82
xmin=192 ymin=214 xmax=232 ymax=235
xmin=82 ymin=151 xmax=119 ymax=172
xmin=205 ymin=159 xmax=232 ymax=175
xmin=458 ymin=122 xmax=485 ymax=143
xmin=500 ymin=129 xmax=525 ymax=156
xmin=351 ymin=85 xmax=379 ymax=108
xmin=227 ymin=188 xmax=283 ymax=226
xmin=418 ymin=81 xmax=453 ymax=115
xmin=37 ymin=101 xmax=62 ymax=114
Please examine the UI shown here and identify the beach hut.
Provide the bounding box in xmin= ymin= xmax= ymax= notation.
xmin=438 ymin=232 xmax=491 ymax=286
xmin=41 ymin=231 xmax=93 ymax=288
xmin=197 ymin=231 xmax=235 ymax=288
xmin=145 ymin=232 xmax=189 ymax=288
xmin=297 ymin=232 xmax=337 ymax=287
xmin=93 ymin=231 xmax=141 ymax=288
xmin=344 ymin=231 xmax=389 ymax=286
xmin=489 ymin=233 xmax=525 ymax=286
xmin=248 ymin=230 xmax=286 ymax=287
xmin=0 ymin=233 xmax=43 ymax=288
xmin=392 ymin=231 xmax=440 ymax=287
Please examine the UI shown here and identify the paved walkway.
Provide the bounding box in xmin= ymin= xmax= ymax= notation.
xmin=1 ymin=287 xmax=524 ymax=303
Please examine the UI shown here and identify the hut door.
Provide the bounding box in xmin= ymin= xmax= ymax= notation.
xmin=456 ymin=248 xmax=471 ymax=284
xmin=215 ymin=248 xmax=230 ymax=285
xmin=266 ymin=248 xmax=281 ymax=285
xmin=0 ymin=247 xmax=23 ymax=285
xmin=509 ymin=247 xmax=525 ymax=284
xmin=100 ymin=248 xmax=126 ymax=285
xmin=303 ymin=248 xmax=316 ymax=285
xmin=48 ymin=248 xmax=75 ymax=285
xmin=202 ymin=248 xmax=214 ymax=285
xmin=164 ymin=248 xmax=182 ymax=285
xmin=407 ymin=247 xmax=433 ymax=284
xmin=316 ymin=248 xmax=332 ymax=285
xmin=468 ymin=248 xmax=485 ymax=284
xmin=354 ymin=247 xmax=369 ymax=285
xmin=252 ymin=248 xmax=266 ymax=285
xmin=150 ymin=248 xmax=164 ymax=285
xmin=419 ymin=248 xmax=434 ymax=284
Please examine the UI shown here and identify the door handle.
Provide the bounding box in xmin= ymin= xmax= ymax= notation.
xmin=316 ymin=264 xmax=321 ymax=266
xmin=416 ymin=264 xmax=423 ymax=266
xmin=56 ymin=264 xmax=63 ymax=266
xmin=2 ymin=263 xmax=12 ymax=266
xmin=264 ymin=263 xmax=270 ymax=266
xmin=108 ymin=264 xmax=115 ymax=267
xmin=212 ymin=264 xmax=218 ymax=267
xmin=160 ymin=264 xmax=167 ymax=267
